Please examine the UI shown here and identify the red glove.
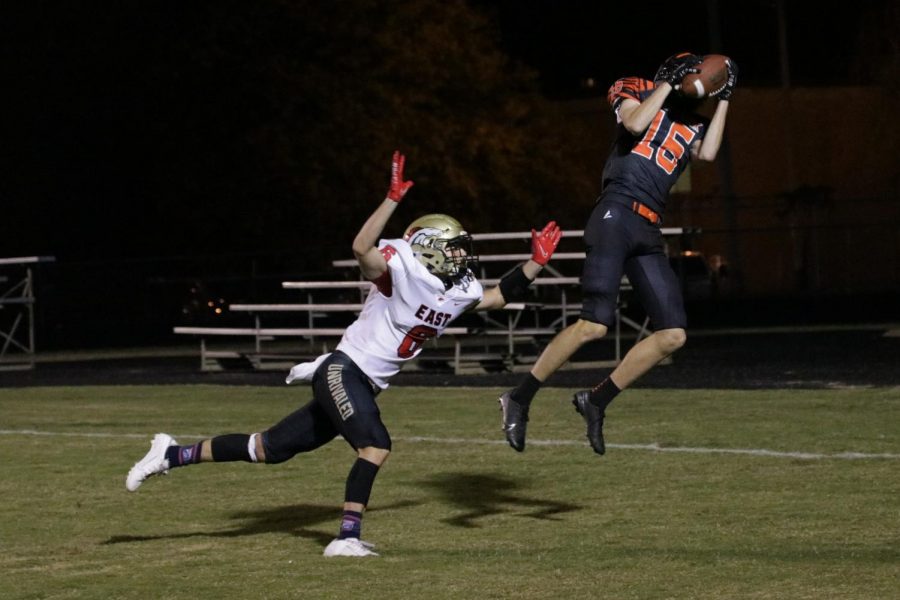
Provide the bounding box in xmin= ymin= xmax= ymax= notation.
xmin=531 ymin=220 xmax=562 ymax=266
xmin=387 ymin=150 xmax=414 ymax=202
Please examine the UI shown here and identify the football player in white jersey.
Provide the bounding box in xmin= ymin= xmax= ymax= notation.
xmin=125 ymin=151 xmax=562 ymax=557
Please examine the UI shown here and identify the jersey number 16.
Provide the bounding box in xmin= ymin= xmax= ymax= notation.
xmin=632 ymin=111 xmax=697 ymax=175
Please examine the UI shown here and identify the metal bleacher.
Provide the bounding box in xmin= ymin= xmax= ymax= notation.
xmin=174 ymin=228 xmax=687 ymax=373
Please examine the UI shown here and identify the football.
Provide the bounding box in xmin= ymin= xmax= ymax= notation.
xmin=680 ymin=54 xmax=729 ymax=98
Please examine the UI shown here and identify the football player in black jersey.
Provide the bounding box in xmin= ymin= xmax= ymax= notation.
xmin=500 ymin=52 xmax=738 ymax=454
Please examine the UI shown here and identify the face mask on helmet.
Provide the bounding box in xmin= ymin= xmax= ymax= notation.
xmin=403 ymin=213 xmax=479 ymax=285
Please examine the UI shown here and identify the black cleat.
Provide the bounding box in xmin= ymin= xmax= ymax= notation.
xmin=499 ymin=391 xmax=530 ymax=452
xmin=572 ymin=391 xmax=606 ymax=455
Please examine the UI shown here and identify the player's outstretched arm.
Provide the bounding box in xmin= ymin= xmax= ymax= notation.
xmin=476 ymin=221 xmax=562 ymax=311
xmin=693 ymin=100 xmax=729 ymax=162
xmin=618 ymin=92 xmax=667 ymax=137
xmin=619 ymin=57 xmax=699 ymax=136
xmin=693 ymin=60 xmax=736 ymax=162
xmin=352 ymin=150 xmax=414 ymax=281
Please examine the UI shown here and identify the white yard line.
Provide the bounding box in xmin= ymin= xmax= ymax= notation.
xmin=399 ymin=436 xmax=900 ymax=459
xmin=2 ymin=429 xmax=898 ymax=460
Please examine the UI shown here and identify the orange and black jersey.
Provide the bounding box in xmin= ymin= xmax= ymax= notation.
xmin=601 ymin=77 xmax=709 ymax=215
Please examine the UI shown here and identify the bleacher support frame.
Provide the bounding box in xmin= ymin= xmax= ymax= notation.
xmin=0 ymin=256 xmax=55 ymax=370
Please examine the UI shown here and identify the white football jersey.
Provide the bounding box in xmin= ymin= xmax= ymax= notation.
xmin=336 ymin=238 xmax=483 ymax=389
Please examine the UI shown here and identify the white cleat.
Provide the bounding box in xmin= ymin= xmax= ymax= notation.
xmin=125 ymin=433 xmax=177 ymax=492
xmin=323 ymin=538 xmax=379 ymax=557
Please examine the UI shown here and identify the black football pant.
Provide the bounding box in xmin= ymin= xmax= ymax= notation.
xmin=262 ymin=351 xmax=391 ymax=463
xmin=580 ymin=193 xmax=687 ymax=330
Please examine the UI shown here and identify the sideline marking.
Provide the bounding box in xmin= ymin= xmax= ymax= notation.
xmin=2 ymin=429 xmax=898 ymax=460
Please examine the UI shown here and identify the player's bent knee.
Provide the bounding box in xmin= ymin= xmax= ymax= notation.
xmin=261 ymin=431 xmax=297 ymax=464
xmin=575 ymin=319 xmax=608 ymax=342
xmin=657 ymin=328 xmax=687 ymax=353
xmin=253 ymin=432 xmax=266 ymax=463
xmin=358 ymin=446 xmax=390 ymax=466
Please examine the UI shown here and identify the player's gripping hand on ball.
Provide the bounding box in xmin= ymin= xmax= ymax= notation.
xmin=656 ymin=53 xmax=701 ymax=88
xmin=715 ymin=59 xmax=739 ymax=101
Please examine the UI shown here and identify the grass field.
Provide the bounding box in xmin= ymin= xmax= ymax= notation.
xmin=1 ymin=384 xmax=898 ymax=599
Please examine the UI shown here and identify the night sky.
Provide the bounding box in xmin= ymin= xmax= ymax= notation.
xmin=482 ymin=0 xmax=884 ymax=93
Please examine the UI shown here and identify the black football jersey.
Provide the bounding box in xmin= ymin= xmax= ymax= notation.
xmin=601 ymin=77 xmax=709 ymax=214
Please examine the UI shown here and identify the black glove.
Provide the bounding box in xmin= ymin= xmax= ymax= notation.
xmin=655 ymin=53 xmax=701 ymax=86
xmin=716 ymin=59 xmax=739 ymax=101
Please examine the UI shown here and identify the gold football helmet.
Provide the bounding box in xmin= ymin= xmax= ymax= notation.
xmin=403 ymin=214 xmax=478 ymax=284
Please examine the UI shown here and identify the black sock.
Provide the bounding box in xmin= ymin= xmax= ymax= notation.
xmin=510 ymin=372 xmax=542 ymax=405
xmin=210 ymin=433 xmax=253 ymax=462
xmin=588 ymin=377 xmax=620 ymax=412
xmin=165 ymin=442 xmax=203 ymax=469
xmin=338 ymin=510 xmax=363 ymax=540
